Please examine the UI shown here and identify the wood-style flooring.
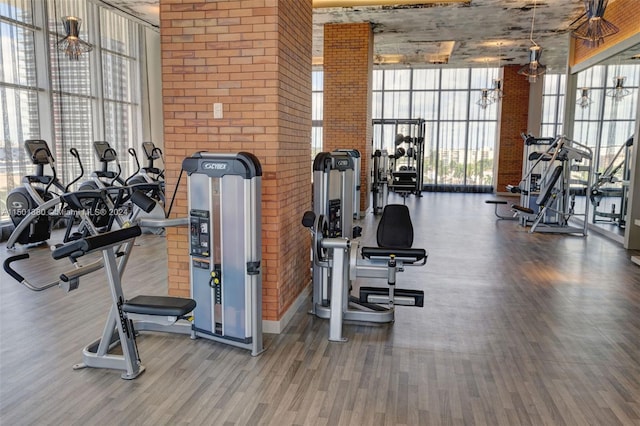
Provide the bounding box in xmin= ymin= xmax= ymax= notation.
xmin=1 ymin=193 xmax=639 ymax=425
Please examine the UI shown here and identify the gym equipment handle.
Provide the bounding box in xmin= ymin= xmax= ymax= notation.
xmin=3 ymin=253 xmax=28 ymax=283
xmin=52 ymin=226 xmax=143 ymax=260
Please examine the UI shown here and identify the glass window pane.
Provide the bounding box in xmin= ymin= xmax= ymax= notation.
xmin=437 ymin=121 xmax=467 ymax=185
xmin=103 ymin=54 xmax=134 ymax=102
xmin=372 ymin=69 xmax=383 ymax=90
xmin=466 ymin=121 xmax=495 ymax=186
xmin=312 ymin=70 xmax=323 ymax=91
xmin=312 ymin=92 xmax=323 ymax=121
xmin=542 ymin=96 xmax=557 ymax=123
xmin=573 ymin=121 xmax=600 ymax=149
xmin=0 ymin=22 xmax=37 ymax=87
xmin=423 ymin=123 xmax=437 ymax=185
xmin=311 ymin=126 xmax=322 ymax=157
xmin=470 ymin=67 xmax=498 ymax=90
xmin=412 ymin=91 xmax=438 ymax=120
xmin=412 ymin=69 xmax=439 ymax=90
xmin=101 ymin=9 xmax=132 ymax=56
xmin=0 ymin=86 xmax=40 ymax=198
xmin=469 ymin=92 xmax=497 ymax=120
xmin=603 ymin=89 xmax=637 ymax=120
xmin=382 ymin=91 xmax=410 ymax=119
xmin=540 ymin=124 xmax=555 ymax=137
xmin=440 ymin=91 xmax=468 ymax=121
xmin=383 ymin=69 xmax=411 ymax=90
xmin=372 ymin=91 xmax=383 ymax=119
xmin=0 ymin=0 xmax=34 ymax=24
xmin=440 ymin=68 xmax=469 ymax=90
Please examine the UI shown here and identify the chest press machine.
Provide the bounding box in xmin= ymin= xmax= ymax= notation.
xmin=303 ymin=152 xmax=427 ymax=342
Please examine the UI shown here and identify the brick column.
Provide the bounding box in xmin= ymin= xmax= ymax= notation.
xmin=323 ymin=23 xmax=373 ymax=215
xmin=496 ymin=65 xmax=530 ymax=192
xmin=160 ymin=0 xmax=312 ymax=326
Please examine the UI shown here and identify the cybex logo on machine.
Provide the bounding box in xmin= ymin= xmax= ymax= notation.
xmin=336 ymin=160 xmax=350 ymax=168
xmin=202 ymin=162 xmax=228 ymax=170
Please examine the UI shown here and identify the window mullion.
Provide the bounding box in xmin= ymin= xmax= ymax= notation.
xmin=35 ymin=0 xmax=53 ymax=146
xmin=91 ymin=2 xmax=104 ymax=141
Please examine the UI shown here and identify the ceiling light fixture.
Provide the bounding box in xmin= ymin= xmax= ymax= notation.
xmin=491 ymin=42 xmax=504 ymax=101
xmin=518 ymin=0 xmax=546 ymax=83
xmin=477 ymin=88 xmax=494 ymax=110
xmin=572 ymin=0 xmax=619 ymax=47
xmin=57 ymin=16 xmax=93 ymax=60
xmin=477 ymin=59 xmax=495 ymax=109
xmin=606 ymin=76 xmax=631 ymax=102
xmin=576 ymin=87 xmax=593 ymax=109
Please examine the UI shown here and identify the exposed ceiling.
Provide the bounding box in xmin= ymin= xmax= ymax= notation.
xmin=98 ymin=0 xmax=624 ymax=72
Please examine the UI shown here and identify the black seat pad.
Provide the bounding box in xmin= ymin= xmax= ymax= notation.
xmin=377 ymin=204 xmax=414 ymax=248
xmin=122 ymin=295 xmax=196 ymax=317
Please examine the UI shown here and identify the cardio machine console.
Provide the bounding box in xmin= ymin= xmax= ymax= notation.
xmin=94 ymin=141 xmax=117 ymax=162
xmin=24 ymin=140 xmax=52 ymax=165
xmin=142 ymin=142 xmax=161 ymax=160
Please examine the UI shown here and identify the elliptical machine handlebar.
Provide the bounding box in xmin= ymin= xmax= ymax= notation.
xmin=64 ymin=147 xmax=84 ymax=193
xmin=126 ymin=148 xmax=141 ymax=184
xmin=102 ymin=147 xmax=122 ymax=187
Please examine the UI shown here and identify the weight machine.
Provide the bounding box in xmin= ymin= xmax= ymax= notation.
xmin=590 ymin=136 xmax=634 ymax=228
xmin=182 ymin=152 xmax=264 ymax=356
xmin=333 ymin=149 xmax=361 ymax=219
xmin=371 ymin=149 xmax=389 ymax=215
xmin=372 ymin=119 xmax=425 ymax=197
xmin=7 ymin=151 xmax=265 ymax=379
xmin=304 ymin=152 xmax=426 ymax=342
xmin=510 ymin=135 xmax=593 ymax=235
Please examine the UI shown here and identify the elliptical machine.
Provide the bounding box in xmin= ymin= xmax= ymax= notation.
xmin=81 ymin=141 xmax=126 ymax=190
xmin=6 ymin=140 xmax=83 ymax=246
xmin=126 ymin=142 xmax=166 ymax=215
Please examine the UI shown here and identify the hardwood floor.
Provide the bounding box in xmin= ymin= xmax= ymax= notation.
xmin=1 ymin=193 xmax=639 ymax=425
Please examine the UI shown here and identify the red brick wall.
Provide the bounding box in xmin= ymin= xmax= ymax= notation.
xmin=572 ymin=0 xmax=640 ymax=66
xmin=323 ymin=23 xmax=373 ymax=214
xmin=496 ymin=65 xmax=530 ymax=191
xmin=159 ymin=0 xmax=312 ymax=322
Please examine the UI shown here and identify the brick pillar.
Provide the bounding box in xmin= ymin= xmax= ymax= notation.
xmin=496 ymin=65 xmax=530 ymax=192
xmin=323 ymin=23 xmax=373 ymax=215
xmin=160 ymin=0 xmax=312 ymax=326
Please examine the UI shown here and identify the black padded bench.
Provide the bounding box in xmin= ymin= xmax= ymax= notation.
xmin=123 ymin=295 xmax=195 ymax=318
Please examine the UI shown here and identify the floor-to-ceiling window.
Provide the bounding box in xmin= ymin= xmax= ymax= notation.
xmin=0 ymin=0 xmax=145 ymax=220
xmin=572 ymin=63 xmax=639 ymax=227
xmin=311 ymin=69 xmax=323 ymax=159
xmin=541 ymin=73 xmax=566 ymax=137
xmin=574 ymin=63 xmax=638 ymax=175
xmin=0 ymin=0 xmax=42 ymax=216
xmin=373 ymin=67 xmax=499 ymax=191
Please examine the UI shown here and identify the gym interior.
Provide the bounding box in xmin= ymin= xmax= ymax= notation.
xmin=1 ymin=0 xmax=640 ymax=424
